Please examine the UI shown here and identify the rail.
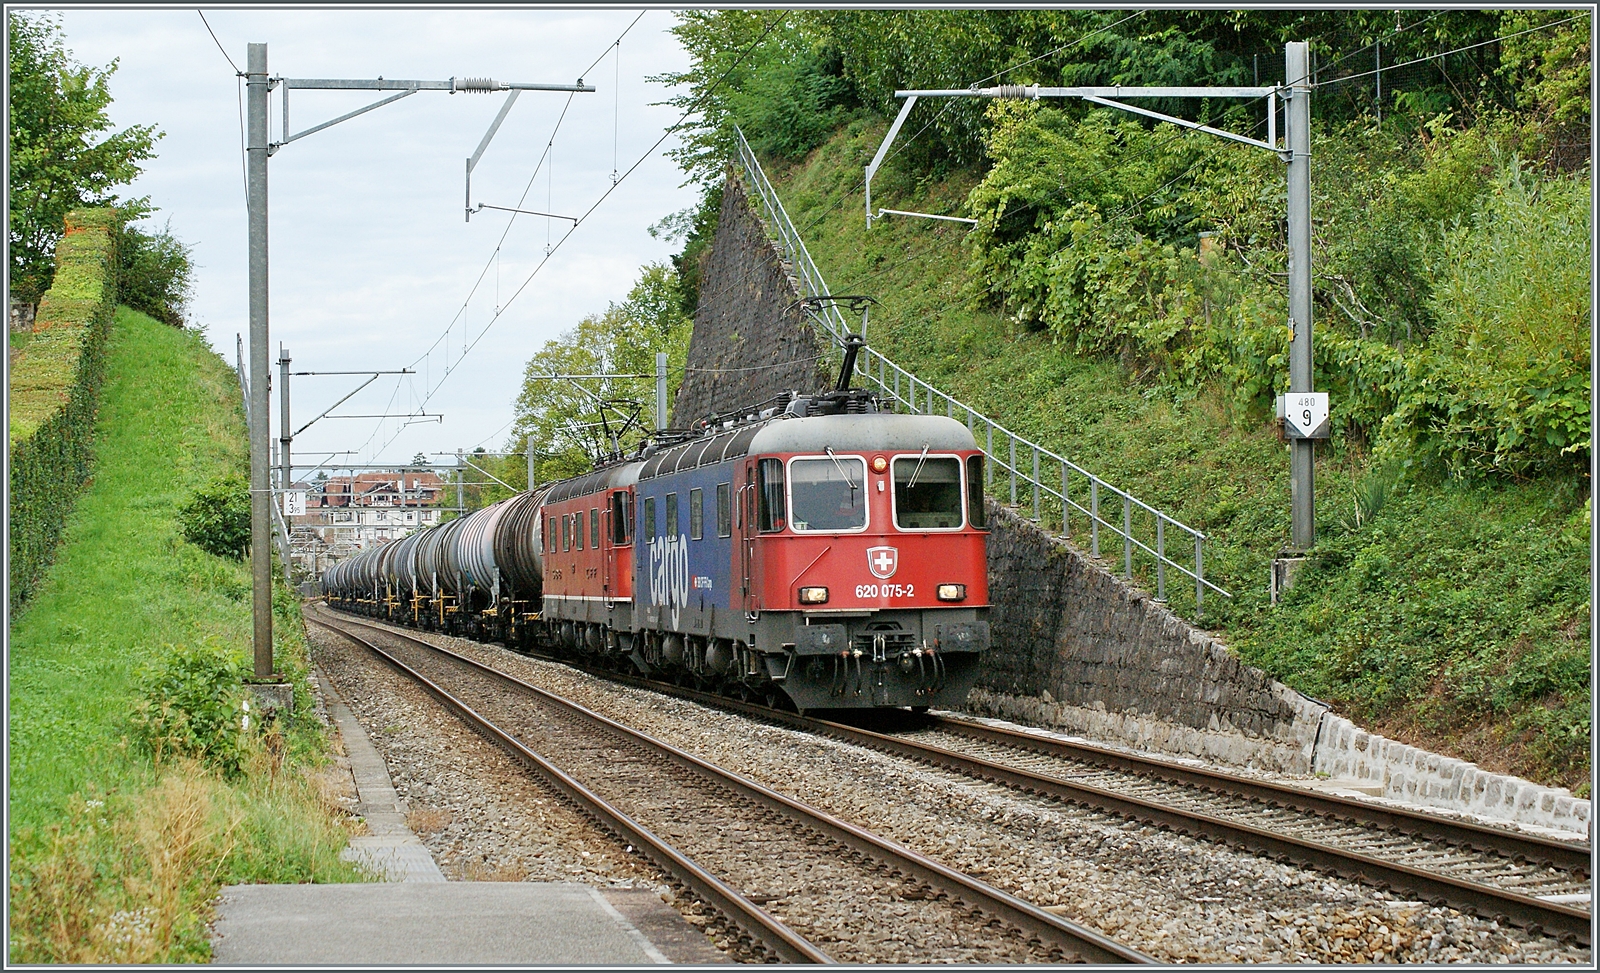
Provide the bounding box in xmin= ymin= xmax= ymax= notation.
xmin=455 ymin=646 xmax=1590 ymax=945
xmin=731 ymin=127 xmax=1231 ymax=609
xmin=317 ymin=611 xmax=1153 ymax=964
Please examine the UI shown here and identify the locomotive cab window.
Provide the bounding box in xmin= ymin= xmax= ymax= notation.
xmin=967 ymin=455 xmax=986 ymax=529
xmin=610 ymin=492 xmax=632 ymax=545
xmin=789 ymin=455 xmax=868 ymax=532
xmin=642 ymin=496 xmax=656 ymax=543
xmin=689 ymin=488 xmax=704 ymax=540
xmin=716 ymin=482 xmax=732 ymax=537
xmin=665 ymin=493 xmax=679 ymax=538
xmin=757 ymin=459 xmax=786 ymax=532
xmin=893 ymin=455 xmax=964 ymax=530
xmin=589 ymin=507 xmax=600 ymax=550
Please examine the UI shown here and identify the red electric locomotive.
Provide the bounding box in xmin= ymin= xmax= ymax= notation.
xmin=326 ymin=339 xmax=992 ymax=712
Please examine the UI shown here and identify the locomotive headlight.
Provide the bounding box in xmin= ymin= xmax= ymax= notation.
xmin=798 ymin=586 xmax=830 ymax=604
xmin=936 ymin=583 xmax=967 ymax=602
xmin=871 ymin=455 xmax=888 ymax=474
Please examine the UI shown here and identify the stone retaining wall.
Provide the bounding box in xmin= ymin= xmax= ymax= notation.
xmin=973 ymin=503 xmax=1329 ymax=773
xmin=687 ymin=167 xmax=1591 ymax=835
xmin=671 ymin=173 xmax=831 ymax=426
xmin=1312 ymin=715 xmax=1590 ymax=834
xmin=971 ymin=504 xmax=1590 ymax=835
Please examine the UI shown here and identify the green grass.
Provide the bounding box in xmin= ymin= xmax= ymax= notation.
xmin=766 ymin=122 xmax=1591 ymax=792
xmin=7 ymin=307 xmax=360 ymax=963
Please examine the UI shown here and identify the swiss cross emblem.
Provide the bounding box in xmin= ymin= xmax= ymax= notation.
xmin=867 ymin=546 xmax=899 ymax=580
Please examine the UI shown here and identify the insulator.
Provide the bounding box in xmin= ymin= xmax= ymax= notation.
xmin=992 ymin=85 xmax=1032 ymax=99
xmin=453 ymin=77 xmax=500 ymax=93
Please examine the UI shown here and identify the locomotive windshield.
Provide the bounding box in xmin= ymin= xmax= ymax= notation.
xmin=789 ymin=456 xmax=867 ymax=531
xmin=893 ymin=456 xmax=963 ymax=529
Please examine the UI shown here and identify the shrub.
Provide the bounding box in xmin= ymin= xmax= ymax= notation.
xmin=128 ymin=642 xmax=253 ymax=776
xmin=116 ymin=220 xmax=193 ymax=328
xmin=176 ymin=473 xmax=250 ymax=560
xmin=966 ymin=105 xmax=1592 ymax=482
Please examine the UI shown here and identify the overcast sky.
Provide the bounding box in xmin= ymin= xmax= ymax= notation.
xmin=46 ymin=5 xmax=700 ymax=476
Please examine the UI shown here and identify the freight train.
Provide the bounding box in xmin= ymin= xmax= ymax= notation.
xmin=322 ymin=339 xmax=991 ymax=711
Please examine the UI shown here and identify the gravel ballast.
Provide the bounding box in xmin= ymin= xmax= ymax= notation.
xmin=311 ymin=610 xmax=1591 ymax=965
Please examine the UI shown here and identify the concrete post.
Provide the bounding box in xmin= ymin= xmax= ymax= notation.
xmin=656 ymin=352 xmax=668 ymax=431
xmin=278 ymin=345 xmax=291 ymax=491
xmin=1286 ymin=41 xmax=1315 ymax=552
xmin=456 ymin=449 xmax=465 ymax=514
xmin=247 ymin=42 xmax=274 ymax=679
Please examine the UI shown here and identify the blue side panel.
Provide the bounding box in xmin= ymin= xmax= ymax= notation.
xmin=635 ymin=461 xmax=738 ymax=628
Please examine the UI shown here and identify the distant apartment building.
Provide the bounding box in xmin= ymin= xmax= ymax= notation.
xmin=289 ymin=471 xmax=445 ymax=575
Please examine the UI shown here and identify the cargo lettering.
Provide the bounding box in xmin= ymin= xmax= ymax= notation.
xmin=648 ymin=534 xmax=691 ymax=610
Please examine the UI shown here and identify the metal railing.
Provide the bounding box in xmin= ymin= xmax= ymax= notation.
xmin=734 ymin=130 xmax=848 ymax=354
xmin=731 ymin=127 xmax=1231 ymax=610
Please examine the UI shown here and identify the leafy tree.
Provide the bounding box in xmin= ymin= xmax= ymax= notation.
xmin=116 ymin=218 xmax=193 ymax=326
xmin=512 ymin=263 xmax=693 ymax=481
xmin=653 ymin=11 xmax=857 ymax=186
xmin=1498 ymin=9 xmax=1592 ymax=126
xmin=7 ymin=12 xmax=159 ymax=302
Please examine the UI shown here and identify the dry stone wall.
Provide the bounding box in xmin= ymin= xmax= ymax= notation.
xmin=671 ymin=173 xmax=832 ymax=426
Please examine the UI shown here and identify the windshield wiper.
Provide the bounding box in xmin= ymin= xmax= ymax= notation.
xmin=824 ymin=447 xmax=859 ymax=495
xmin=906 ymin=443 xmax=931 ymax=489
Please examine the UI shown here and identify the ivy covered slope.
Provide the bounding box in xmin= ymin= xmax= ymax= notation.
xmin=761 ymin=101 xmax=1590 ymax=791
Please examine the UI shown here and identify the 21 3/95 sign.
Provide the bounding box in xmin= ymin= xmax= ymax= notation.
xmin=1277 ymin=392 xmax=1330 ymax=439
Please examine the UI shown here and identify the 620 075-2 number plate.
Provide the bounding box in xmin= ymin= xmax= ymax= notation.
xmin=855 ymin=583 xmax=914 ymax=598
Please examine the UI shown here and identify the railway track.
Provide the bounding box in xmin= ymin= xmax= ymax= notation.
xmin=319 ymin=609 xmax=1591 ymax=949
xmin=309 ymin=613 xmax=1152 ymax=965
xmin=800 ymin=712 xmax=1593 ymax=947
xmin=362 ymin=618 xmax=1589 ymax=946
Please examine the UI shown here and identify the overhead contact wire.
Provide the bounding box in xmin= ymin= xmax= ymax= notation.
xmin=374 ymin=11 xmax=786 ymax=461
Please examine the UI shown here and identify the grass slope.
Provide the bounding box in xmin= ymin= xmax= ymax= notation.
xmin=765 ymin=122 xmax=1590 ymax=793
xmin=7 ymin=308 xmax=357 ymax=963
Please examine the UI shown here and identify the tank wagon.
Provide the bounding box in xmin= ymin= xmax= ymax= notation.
xmin=324 ymin=340 xmax=991 ymax=711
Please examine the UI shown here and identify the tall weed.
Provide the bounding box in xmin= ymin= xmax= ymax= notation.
xmin=9 ymin=769 xmax=238 ymax=964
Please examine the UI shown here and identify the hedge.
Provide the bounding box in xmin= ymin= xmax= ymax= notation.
xmin=8 ymin=208 xmax=118 ymax=612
